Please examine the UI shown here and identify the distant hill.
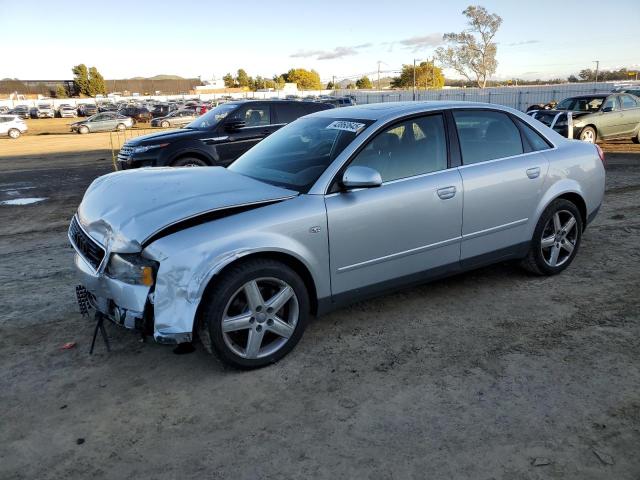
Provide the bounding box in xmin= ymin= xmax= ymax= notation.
xmin=126 ymin=75 xmax=188 ymax=81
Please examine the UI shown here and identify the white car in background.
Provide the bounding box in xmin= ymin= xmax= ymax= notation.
xmin=0 ymin=115 xmax=28 ymax=139
xmin=35 ymin=104 xmax=55 ymax=118
xmin=59 ymin=106 xmax=78 ymax=118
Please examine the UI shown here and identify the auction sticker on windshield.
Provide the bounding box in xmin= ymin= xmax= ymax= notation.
xmin=326 ymin=121 xmax=366 ymax=133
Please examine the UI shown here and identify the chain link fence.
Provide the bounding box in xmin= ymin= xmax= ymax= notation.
xmin=337 ymin=82 xmax=624 ymax=112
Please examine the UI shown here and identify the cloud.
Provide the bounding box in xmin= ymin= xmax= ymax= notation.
xmin=398 ymin=33 xmax=443 ymax=52
xmin=505 ymin=40 xmax=540 ymax=47
xmin=290 ymin=43 xmax=371 ymax=60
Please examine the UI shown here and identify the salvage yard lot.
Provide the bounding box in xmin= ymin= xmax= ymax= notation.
xmin=0 ymin=128 xmax=639 ymax=479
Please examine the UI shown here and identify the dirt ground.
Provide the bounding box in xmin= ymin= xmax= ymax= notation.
xmin=0 ymin=127 xmax=639 ymax=480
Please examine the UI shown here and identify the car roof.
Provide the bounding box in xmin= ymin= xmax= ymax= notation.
xmin=306 ymin=101 xmax=519 ymax=122
xmin=564 ymin=94 xmax=608 ymax=99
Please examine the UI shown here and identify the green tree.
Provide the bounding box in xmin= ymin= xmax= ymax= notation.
xmin=435 ymin=5 xmax=502 ymax=88
xmin=236 ymin=69 xmax=250 ymax=88
xmin=55 ymin=84 xmax=67 ymax=98
xmin=355 ymin=76 xmax=373 ymax=89
xmin=286 ymin=68 xmax=322 ymax=90
xmin=88 ymin=67 xmax=106 ymax=96
xmin=223 ymin=73 xmax=235 ymax=88
xmin=325 ymin=81 xmax=334 ymax=89
xmin=273 ymin=75 xmax=286 ymax=90
xmin=72 ymin=64 xmax=90 ymax=96
xmin=264 ymin=78 xmax=277 ymax=89
xmin=391 ymin=62 xmax=445 ymax=89
xmin=346 ymin=83 xmax=355 ymax=90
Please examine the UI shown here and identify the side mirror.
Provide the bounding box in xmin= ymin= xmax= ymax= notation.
xmin=342 ymin=166 xmax=382 ymax=189
xmin=602 ymin=106 xmax=614 ymax=113
xmin=225 ymin=119 xmax=245 ymax=131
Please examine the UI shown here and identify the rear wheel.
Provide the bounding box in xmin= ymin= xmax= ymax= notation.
xmin=201 ymin=259 xmax=310 ymax=369
xmin=8 ymin=128 xmax=20 ymax=139
xmin=579 ymin=126 xmax=597 ymax=143
xmin=521 ymin=199 xmax=582 ymax=276
xmin=116 ymin=123 xmax=126 ymax=131
xmin=632 ymin=130 xmax=640 ymax=144
xmin=171 ymin=157 xmax=208 ymax=167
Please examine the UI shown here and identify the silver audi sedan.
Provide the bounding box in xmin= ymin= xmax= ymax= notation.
xmin=69 ymin=102 xmax=605 ymax=368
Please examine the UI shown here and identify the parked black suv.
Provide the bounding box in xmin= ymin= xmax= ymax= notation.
xmin=117 ymin=100 xmax=334 ymax=169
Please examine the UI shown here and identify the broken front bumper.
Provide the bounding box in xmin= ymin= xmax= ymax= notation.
xmin=74 ymin=253 xmax=149 ymax=329
xmin=73 ymin=253 xmax=192 ymax=344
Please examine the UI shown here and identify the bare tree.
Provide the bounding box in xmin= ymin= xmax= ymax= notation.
xmin=435 ymin=5 xmax=502 ymax=88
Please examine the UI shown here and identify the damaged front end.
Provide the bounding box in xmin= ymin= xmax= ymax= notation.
xmin=70 ymin=215 xmax=160 ymax=338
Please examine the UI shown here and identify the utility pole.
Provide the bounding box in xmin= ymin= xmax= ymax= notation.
xmin=413 ymin=58 xmax=417 ymax=101
xmin=377 ymin=61 xmax=382 ymax=90
xmin=332 ymin=75 xmax=336 ymax=92
xmin=593 ymin=60 xmax=600 ymax=83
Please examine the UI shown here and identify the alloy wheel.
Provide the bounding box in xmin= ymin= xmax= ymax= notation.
xmin=580 ymin=129 xmax=595 ymax=143
xmin=221 ymin=277 xmax=299 ymax=359
xmin=540 ymin=210 xmax=578 ymax=267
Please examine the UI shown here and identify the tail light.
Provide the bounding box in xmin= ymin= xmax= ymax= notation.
xmin=595 ymin=144 xmax=605 ymax=167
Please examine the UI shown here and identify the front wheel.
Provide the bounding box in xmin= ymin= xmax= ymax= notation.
xmin=201 ymin=259 xmax=310 ymax=369
xmin=116 ymin=123 xmax=126 ymax=131
xmin=521 ymin=199 xmax=583 ymax=276
xmin=78 ymin=125 xmax=89 ymax=134
xmin=8 ymin=128 xmax=21 ymax=139
xmin=579 ymin=126 xmax=597 ymax=143
xmin=632 ymin=130 xmax=640 ymax=144
xmin=161 ymin=121 xmax=170 ymax=128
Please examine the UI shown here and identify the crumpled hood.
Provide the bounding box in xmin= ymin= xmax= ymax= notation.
xmin=77 ymin=167 xmax=297 ymax=253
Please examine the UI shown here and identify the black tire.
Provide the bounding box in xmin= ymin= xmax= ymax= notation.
xmin=8 ymin=128 xmax=21 ymax=139
xmin=116 ymin=123 xmax=126 ymax=131
xmin=632 ymin=130 xmax=640 ymax=144
xmin=521 ymin=198 xmax=583 ymax=276
xmin=579 ymin=126 xmax=597 ymax=143
xmin=201 ymin=258 xmax=310 ymax=369
xmin=78 ymin=125 xmax=89 ymax=134
xmin=161 ymin=121 xmax=170 ymax=128
xmin=171 ymin=157 xmax=208 ymax=167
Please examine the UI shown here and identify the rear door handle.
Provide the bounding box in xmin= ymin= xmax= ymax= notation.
xmin=526 ymin=167 xmax=541 ymax=179
xmin=437 ymin=186 xmax=456 ymax=200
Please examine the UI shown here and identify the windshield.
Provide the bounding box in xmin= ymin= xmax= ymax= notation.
xmin=556 ymin=96 xmax=605 ymax=112
xmin=184 ymin=103 xmax=238 ymax=129
xmin=228 ymin=117 xmax=373 ymax=193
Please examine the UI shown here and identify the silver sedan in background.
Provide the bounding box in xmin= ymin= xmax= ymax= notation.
xmin=70 ymin=112 xmax=134 ymax=134
xmin=70 ymin=102 xmax=605 ymax=368
xmin=150 ymin=109 xmax=198 ymax=128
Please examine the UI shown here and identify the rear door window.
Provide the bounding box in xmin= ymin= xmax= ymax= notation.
xmin=620 ymin=94 xmax=639 ymax=110
xmin=515 ymin=119 xmax=552 ymax=151
xmin=274 ymin=103 xmax=307 ymax=123
xmin=453 ymin=110 xmax=524 ymax=164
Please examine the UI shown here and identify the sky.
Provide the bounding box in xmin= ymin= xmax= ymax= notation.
xmin=2 ymin=0 xmax=639 ymax=83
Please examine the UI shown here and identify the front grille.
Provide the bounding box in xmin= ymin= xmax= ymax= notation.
xmin=69 ymin=216 xmax=106 ymax=271
xmin=117 ymin=144 xmax=133 ymax=164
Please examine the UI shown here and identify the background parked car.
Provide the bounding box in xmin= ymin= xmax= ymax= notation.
xmin=151 ymin=104 xmax=177 ymax=118
xmin=150 ymin=109 xmax=198 ymax=128
xmin=32 ymin=103 xmax=55 ymax=118
xmin=70 ymin=112 xmax=134 ymax=134
xmin=322 ymin=97 xmax=356 ymax=108
xmin=537 ymin=93 xmax=640 ymax=143
xmin=9 ymin=105 xmax=30 ymax=119
xmin=118 ymin=100 xmax=333 ymax=169
xmin=58 ymin=105 xmax=78 ymax=118
xmin=78 ymin=104 xmax=97 ymax=117
xmin=120 ymin=106 xmax=152 ymax=123
xmin=0 ymin=115 xmax=28 ymax=138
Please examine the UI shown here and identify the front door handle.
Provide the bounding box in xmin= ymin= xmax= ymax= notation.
xmin=526 ymin=167 xmax=541 ymax=179
xmin=437 ymin=186 xmax=456 ymax=200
